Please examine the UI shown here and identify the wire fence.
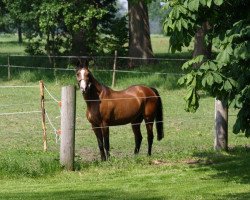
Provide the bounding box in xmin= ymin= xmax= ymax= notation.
xmin=0 ymin=83 xmax=61 ymax=152
xmin=0 ymin=55 xmax=240 ymax=158
xmin=0 ymin=54 xmax=187 ymax=79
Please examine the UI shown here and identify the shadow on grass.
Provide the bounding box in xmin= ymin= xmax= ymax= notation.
xmin=0 ymin=189 xmax=165 ymax=200
xmin=192 ymin=146 xmax=250 ymax=184
xmin=222 ymin=192 xmax=250 ymax=200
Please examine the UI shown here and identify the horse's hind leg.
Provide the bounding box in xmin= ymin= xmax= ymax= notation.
xmin=145 ymin=121 xmax=154 ymax=156
xmin=92 ymin=126 xmax=106 ymax=161
xmin=132 ymin=124 xmax=143 ymax=154
xmin=131 ymin=116 xmax=143 ymax=154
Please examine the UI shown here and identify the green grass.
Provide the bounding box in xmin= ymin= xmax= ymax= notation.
xmin=1 ymin=69 xmax=250 ymax=199
xmin=151 ymin=34 xmax=193 ymax=58
xmin=0 ymin=34 xmax=27 ymax=55
xmin=0 ymin=34 xmax=250 ymax=199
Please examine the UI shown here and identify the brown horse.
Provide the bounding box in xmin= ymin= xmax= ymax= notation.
xmin=76 ymin=62 xmax=164 ymax=161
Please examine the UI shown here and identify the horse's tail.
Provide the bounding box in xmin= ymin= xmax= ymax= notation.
xmin=151 ymin=88 xmax=164 ymax=141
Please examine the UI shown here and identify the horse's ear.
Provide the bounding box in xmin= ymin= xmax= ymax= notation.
xmin=76 ymin=58 xmax=82 ymax=68
xmin=84 ymin=59 xmax=89 ymax=69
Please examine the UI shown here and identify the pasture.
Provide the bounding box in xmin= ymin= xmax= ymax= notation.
xmin=0 ymin=35 xmax=250 ymax=199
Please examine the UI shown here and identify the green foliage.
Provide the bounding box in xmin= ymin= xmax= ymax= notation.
xmin=148 ymin=0 xmax=167 ymax=27
xmin=163 ymin=0 xmax=250 ymax=136
xmin=25 ymin=39 xmax=44 ymax=55
xmin=1 ymin=0 xmax=128 ymax=56
xmin=173 ymin=1 xmax=250 ymax=136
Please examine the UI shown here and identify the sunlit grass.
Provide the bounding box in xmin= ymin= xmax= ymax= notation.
xmin=0 ymin=34 xmax=250 ymax=200
xmin=0 ymin=34 xmax=27 ymax=55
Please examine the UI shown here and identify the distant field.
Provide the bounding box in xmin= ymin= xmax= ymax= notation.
xmin=0 ymin=34 xmax=250 ymax=199
xmin=0 ymin=34 xmax=26 ymax=55
xmin=151 ymin=34 xmax=193 ymax=57
xmin=0 ymin=33 xmax=192 ymax=57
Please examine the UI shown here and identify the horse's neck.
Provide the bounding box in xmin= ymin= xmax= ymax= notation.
xmin=84 ymin=75 xmax=108 ymax=103
xmin=91 ymin=76 xmax=103 ymax=94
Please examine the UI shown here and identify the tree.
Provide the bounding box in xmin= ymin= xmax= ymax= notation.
xmin=1 ymin=0 xmax=128 ymax=56
xmin=163 ymin=0 xmax=250 ymax=149
xmin=128 ymin=0 xmax=154 ymax=66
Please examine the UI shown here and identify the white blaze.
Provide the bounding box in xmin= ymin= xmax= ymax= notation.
xmin=79 ymin=69 xmax=87 ymax=93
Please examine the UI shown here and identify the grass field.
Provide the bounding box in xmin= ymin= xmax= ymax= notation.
xmin=0 ymin=34 xmax=250 ymax=199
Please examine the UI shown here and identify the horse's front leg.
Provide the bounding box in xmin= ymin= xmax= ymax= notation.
xmin=101 ymin=125 xmax=110 ymax=159
xmin=92 ymin=125 xmax=106 ymax=161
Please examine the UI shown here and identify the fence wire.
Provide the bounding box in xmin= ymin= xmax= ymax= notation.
xmin=0 ymin=56 xmax=240 ymax=156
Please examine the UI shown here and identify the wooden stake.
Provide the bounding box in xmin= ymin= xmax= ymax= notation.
xmin=112 ymin=50 xmax=117 ymax=88
xmin=40 ymin=80 xmax=47 ymax=151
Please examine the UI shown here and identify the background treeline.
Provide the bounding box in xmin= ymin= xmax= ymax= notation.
xmin=0 ymin=0 xmax=128 ymax=56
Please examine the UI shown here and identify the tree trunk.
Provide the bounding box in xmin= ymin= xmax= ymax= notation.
xmin=128 ymin=0 xmax=154 ymax=67
xmin=17 ymin=23 xmax=23 ymax=44
xmin=192 ymin=21 xmax=212 ymax=67
xmin=71 ymin=30 xmax=88 ymax=56
xmin=214 ymin=98 xmax=228 ymax=151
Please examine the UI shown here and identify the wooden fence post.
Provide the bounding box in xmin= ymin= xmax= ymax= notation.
xmin=8 ymin=54 xmax=11 ymax=80
xmin=60 ymin=85 xmax=76 ymax=171
xmin=112 ymin=50 xmax=117 ymax=88
xmin=214 ymin=98 xmax=228 ymax=151
xmin=39 ymin=80 xmax=47 ymax=151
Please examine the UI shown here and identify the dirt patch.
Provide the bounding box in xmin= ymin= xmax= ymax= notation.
xmin=149 ymin=160 xmax=175 ymax=166
xmin=183 ymin=159 xmax=214 ymax=165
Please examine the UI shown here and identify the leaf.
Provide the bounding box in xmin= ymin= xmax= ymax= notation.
xmin=212 ymin=72 xmax=223 ymax=84
xmin=188 ymin=0 xmax=199 ymax=11
xmin=199 ymin=0 xmax=206 ymax=6
xmin=178 ymin=76 xmax=186 ymax=85
xmin=176 ymin=20 xmax=182 ymax=31
xmin=181 ymin=18 xmax=188 ymax=30
xmin=182 ymin=60 xmax=191 ymax=70
xmin=225 ymin=44 xmax=233 ymax=55
xmin=234 ymin=43 xmax=248 ymax=60
xmin=208 ymin=62 xmax=217 ymax=70
xmin=224 ymin=80 xmax=232 ymax=91
xmin=216 ymin=50 xmax=230 ymax=64
xmin=228 ymin=78 xmax=237 ymax=88
xmin=191 ymin=75 xmax=197 ymax=87
xmin=202 ymin=77 xmax=207 ymax=87
xmin=206 ymin=73 xmax=214 ymax=86
xmin=234 ymin=95 xmax=242 ymax=108
xmin=184 ymin=86 xmax=199 ymax=113
xmin=178 ymin=5 xmax=187 ymax=15
xmin=184 ymin=86 xmax=194 ymax=101
xmin=200 ymin=62 xmax=209 ymax=70
xmin=194 ymin=55 xmax=204 ymax=63
xmin=171 ymin=7 xmax=180 ymax=19
xmin=207 ymin=0 xmax=212 ymax=7
xmin=186 ymin=73 xmax=194 ymax=85
xmin=214 ymin=0 xmax=223 ymax=6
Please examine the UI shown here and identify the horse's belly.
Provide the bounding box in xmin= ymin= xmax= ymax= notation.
xmin=108 ymin=104 xmax=141 ymax=125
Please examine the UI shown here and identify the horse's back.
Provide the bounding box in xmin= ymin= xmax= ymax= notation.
xmin=114 ymin=85 xmax=156 ymax=97
xmin=98 ymin=85 xmax=159 ymax=125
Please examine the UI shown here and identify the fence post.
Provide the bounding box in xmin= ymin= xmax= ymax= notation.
xmin=39 ymin=80 xmax=47 ymax=151
xmin=8 ymin=54 xmax=11 ymax=80
xmin=60 ymin=85 xmax=76 ymax=171
xmin=214 ymin=98 xmax=228 ymax=151
xmin=112 ymin=50 xmax=117 ymax=88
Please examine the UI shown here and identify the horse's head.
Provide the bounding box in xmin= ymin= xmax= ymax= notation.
xmin=76 ymin=60 xmax=92 ymax=94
